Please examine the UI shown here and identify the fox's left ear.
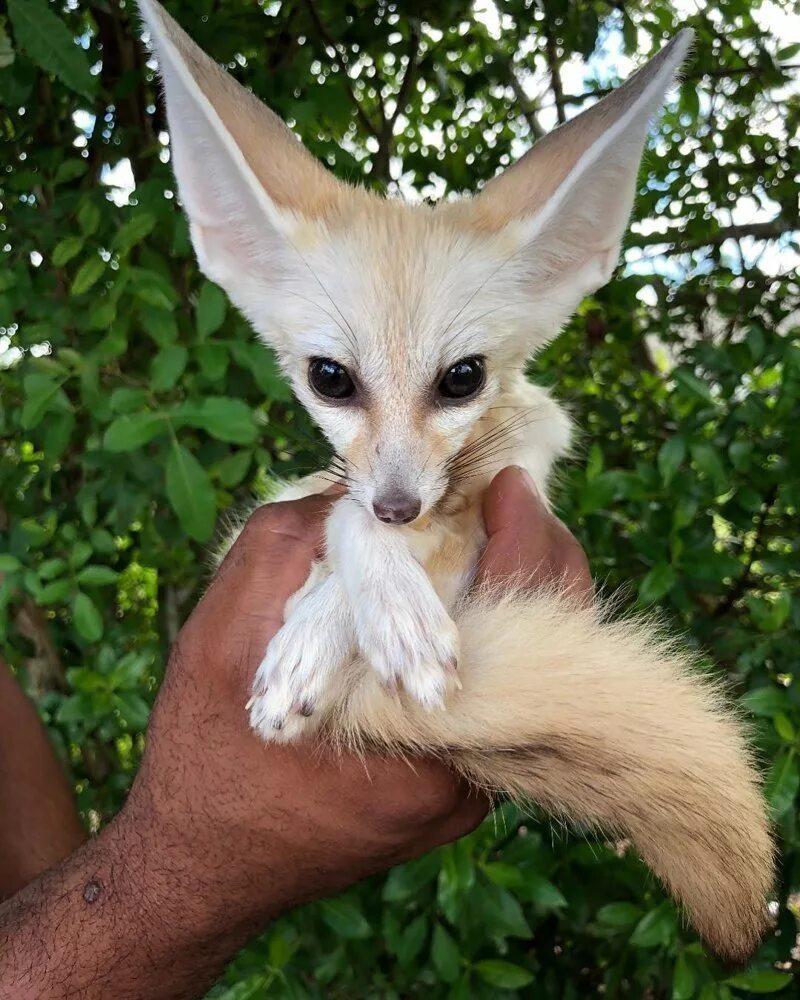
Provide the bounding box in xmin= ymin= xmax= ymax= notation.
xmin=137 ymin=0 xmax=354 ymax=324
xmin=457 ymin=31 xmax=692 ymax=306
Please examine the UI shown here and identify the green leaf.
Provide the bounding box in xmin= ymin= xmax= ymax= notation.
xmin=672 ymin=954 xmax=695 ymax=1000
xmin=672 ymin=367 xmax=715 ymax=405
xmin=383 ymin=852 xmax=441 ymax=901
xmin=196 ymin=281 xmax=227 ymax=338
xmin=21 ymin=373 xmax=62 ymax=429
xmin=482 ymin=861 xmax=526 ymax=890
xmin=727 ymin=970 xmax=793 ymax=993
xmin=639 ymin=563 xmax=676 ymax=604
xmin=165 ymin=442 xmax=217 ymax=542
xmin=658 ymin=436 xmax=686 ymax=485
xmin=0 ymin=555 xmax=22 ymax=573
xmin=196 ymin=342 xmax=229 ymax=382
xmin=51 ymin=235 xmax=84 ymax=267
xmin=765 ymin=752 xmax=799 ymax=819
xmin=395 ymin=915 xmax=428 ymax=967
xmin=72 ymin=591 xmax=103 ymax=642
xmin=114 ymin=213 xmax=157 ymax=256
xmin=77 ymin=565 xmax=118 ymax=586
xmin=71 ymin=255 xmax=106 ymax=296
xmin=431 ymin=924 xmax=461 ymax=983
xmin=630 ymin=903 xmax=677 ymax=948
xmin=110 ymin=388 xmax=149 ymax=414
xmin=596 ymin=903 xmax=643 ymax=928
xmin=151 ymin=345 xmax=188 ymax=392
xmin=690 ymin=442 xmax=727 ymax=492
xmin=741 ymin=686 xmax=787 ymax=717
xmin=103 ymin=412 xmax=166 ymax=451
xmin=177 ymin=397 xmax=258 ymax=444
xmin=747 ymin=593 xmax=791 ymax=633
xmin=773 ymin=713 xmax=795 ymax=743
xmin=0 ymin=21 xmax=14 ymax=68
xmin=216 ymin=450 xmax=252 ymax=488
xmin=68 ymin=541 xmax=92 ymax=570
xmin=112 ymin=691 xmax=151 ymax=731
xmin=474 ymin=960 xmax=534 ymax=990
xmin=77 ymin=200 xmax=101 ymax=236
xmin=319 ymin=897 xmax=372 ymax=940
xmin=230 ymin=343 xmax=293 ymax=399
xmin=528 ymin=875 xmax=567 ymax=910
xmin=140 ymin=306 xmax=178 ymax=346
xmin=479 ymin=880 xmax=532 ymax=939
xmin=38 ymin=579 xmax=73 ymax=604
xmin=9 ymin=0 xmax=94 ymax=97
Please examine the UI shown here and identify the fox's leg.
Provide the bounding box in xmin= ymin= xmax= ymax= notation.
xmin=248 ymin=561 xmax=357 ymax=741
xmin=327 ymin=498 xmax=460 ymax=710
xmin=234 ymin=474 xmax=355 ymax=742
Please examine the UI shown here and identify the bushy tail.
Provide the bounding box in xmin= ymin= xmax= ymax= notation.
xmin=339 ymin=592 xmax=774 ymax=966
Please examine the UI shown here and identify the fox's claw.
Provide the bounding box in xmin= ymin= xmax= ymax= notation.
xmin=355 ymin=591 xmax=460 ymax=712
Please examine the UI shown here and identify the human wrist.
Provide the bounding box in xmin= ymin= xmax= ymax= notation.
xmin=115 ymin=768 xmax=299 ymax=939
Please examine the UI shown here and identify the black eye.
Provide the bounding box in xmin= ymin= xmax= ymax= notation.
xmin=437 ymin=356 xmax=486 ymax=401
xmin=308 ymin=358 xmax=356 ymax=401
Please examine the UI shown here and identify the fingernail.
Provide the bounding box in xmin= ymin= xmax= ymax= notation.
xmin=512 ymin=465 xmax=539 ymax=495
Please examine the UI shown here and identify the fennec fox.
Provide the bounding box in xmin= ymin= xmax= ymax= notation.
xmin=139 ymin=0 xmax=773 ymax=964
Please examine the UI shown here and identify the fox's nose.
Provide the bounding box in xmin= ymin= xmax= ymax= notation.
xmin=372 ymin=492 xmax=421 ymax=525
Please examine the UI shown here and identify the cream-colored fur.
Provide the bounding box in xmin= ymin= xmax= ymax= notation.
xmin=139 ymin=0 xmax=773 ymax=965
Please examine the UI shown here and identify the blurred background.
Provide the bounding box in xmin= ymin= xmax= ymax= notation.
xmin=1 ymin=0 xmax=799 ymax=996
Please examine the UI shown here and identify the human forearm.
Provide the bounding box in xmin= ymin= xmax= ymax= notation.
xmin=0 ymin=659 xmax=86 ymax=900
xmin=0 ymin=808 xmax=272 ymax=1000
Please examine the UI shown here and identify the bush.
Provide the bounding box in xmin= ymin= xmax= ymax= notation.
xmin=1 ymin=1 xmax=798 ymax=996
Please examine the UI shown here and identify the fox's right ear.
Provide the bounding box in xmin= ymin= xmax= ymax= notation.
xmin=137 ymin=0 xmax=351 ymax=318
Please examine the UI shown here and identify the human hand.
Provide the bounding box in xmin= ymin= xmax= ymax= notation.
xmin=0 ymin=470 xmax=593 ymax=1000
xmin=117 ymin=494 xmax=489 ymax=951
xmin=477 ymin=466 xmax=593 ymax=600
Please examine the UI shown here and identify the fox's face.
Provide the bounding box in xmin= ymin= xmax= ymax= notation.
xmin=255 ymin=212 xmax=545 ymax=521
xmin=140 ymin=0 xmax=690 ymax=523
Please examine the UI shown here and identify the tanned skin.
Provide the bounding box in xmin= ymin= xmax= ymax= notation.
xmin=0 ymin=468 xmax=590 ymax=1000
xmin=0 ymin=661 xmax=86 ymax=901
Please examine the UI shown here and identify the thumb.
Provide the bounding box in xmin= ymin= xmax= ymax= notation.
xmin=476 ymin=466 xmax=550 ymax=588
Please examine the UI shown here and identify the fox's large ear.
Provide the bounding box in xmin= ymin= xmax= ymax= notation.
xmin=137 ymin=0 xmax=351 ymax=304
xmin=460 ymin=31 xmax=692 ymax=304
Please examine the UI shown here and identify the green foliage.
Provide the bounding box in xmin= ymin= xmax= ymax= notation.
xmin=1 ymin=0 xmax=798 ymax=997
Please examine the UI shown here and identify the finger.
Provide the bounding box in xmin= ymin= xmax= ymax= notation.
xmin=187 ymin=492 xmax=337 ymax=646
xmin=477 ymin=467 xmax=592 ymax=598
xmin=477 ymin=466 xmax=553 ymax=588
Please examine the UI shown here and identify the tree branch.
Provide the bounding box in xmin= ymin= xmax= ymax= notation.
xmin=544 ymin=29 xmax=566 ymax=125
xmin=563 ymin=63 xmax=800 ymax=109
xmin=302 ymin=0 xmax=382 ymax=140
xmin=712 ymin=485 xmax=779 ymax=619
xmin=388 ymin=20 xmax=420 ymax=126
xmin=629 ymin=219 xmax=795 ymax=252
xmin=507 ymin=67 xmax=545 ymax=140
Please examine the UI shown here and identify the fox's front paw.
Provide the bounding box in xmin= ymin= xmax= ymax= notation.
xmin=248 ymin=578 xmax=354 ymax=742
xmin=355 ymin=593 xmax=460 ymax=711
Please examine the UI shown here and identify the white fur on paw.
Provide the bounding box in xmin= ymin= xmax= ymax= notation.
xmin=248 ymin=581 xmax=354 ymax=742
xmin=356 ymin=592 xmax=460 ymax=712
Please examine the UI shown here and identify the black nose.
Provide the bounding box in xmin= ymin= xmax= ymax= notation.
xmin=372 ymin=493 xmax=421 ymax=525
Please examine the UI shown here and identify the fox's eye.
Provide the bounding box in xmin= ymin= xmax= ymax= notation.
xmin=308 ymin=358 xmax=355 ymax=401
xmin=438 ymin=356 xmax=486 ymax=401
